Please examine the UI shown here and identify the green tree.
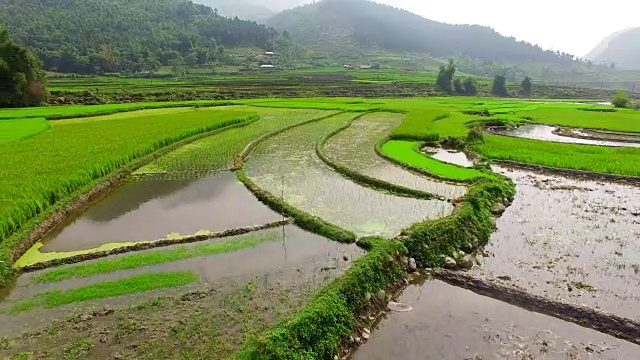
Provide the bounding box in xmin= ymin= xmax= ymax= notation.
xmin=453 ymin=78 xmax=464 ymax=94
xmin=436 ymin=59 xmax=456 ymax=93
xmin=492 ymin=75 xmax=508 ymax=97
xmin=520 ymin=76 xmax=532 ymax=97
xmin=463 ymin=77 xmax=478 ymax=95
xmin=612 ymin=91 xmax=630 ymax=108
xmin=0 ymin=28 xmax=47 ymax=107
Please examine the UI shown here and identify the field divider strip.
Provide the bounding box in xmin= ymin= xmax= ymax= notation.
xmin=493 ymin=159 xmax=640 ymax=186
xmin=374 ymin=137 xmax=481 ymax=185
xmin=434 ymin=269 xmax=640 ymax=345
xmin=232 ymin=111 xmax=358 ymax=243
xmin=3 ymin=114 xmax=260 ymax=284
xmin=16 ymin=220 xmax=290 ymax=273
xmin=44 ymin=102 xmax=236 ymax=121
xmin=315 ymin=112 xmax=446 ymax=201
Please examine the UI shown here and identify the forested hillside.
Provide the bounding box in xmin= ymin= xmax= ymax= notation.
xmin=585 ymin=27 xmax=640 ymax=70
xmin=194 ymin=0 xmax=311 ymax=21
xmin=268 ymin=0 xmax=576 ymax=63
xmin=0 ymin=0 xmax=285 ymax=74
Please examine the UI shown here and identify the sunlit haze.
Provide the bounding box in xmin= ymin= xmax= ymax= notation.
xmin=374 ymin=0 xmax=639 ymax=56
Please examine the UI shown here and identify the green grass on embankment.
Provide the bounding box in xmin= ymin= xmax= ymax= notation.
xmin=381 ymin=140 xmax=487 ymax=181
xmin=0 ymin=118 xmax=50 ymax=143
xmin=10 ymin=272 xmax=198 ymax=312
xmin=33 ymin=232 xmax=279 ymax=284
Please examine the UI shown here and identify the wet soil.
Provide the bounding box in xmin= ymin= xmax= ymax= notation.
xmin=475 ymin=166 xmax=640 ymax=319
xmin=40 ymin=172 xmax=281 ymax=252
xmin=245 ymin=113 xmax=454 ymax=238
xmin=1 ymin=226 xmax=364 ymax=334
xmin=422 ymin=147 xmax=476 ymax=168
xmin=353 ymin=279 xmax=638 ymax=360
xmin=324 ymin=113 xmax=467 ymax=198
xmin=498 ymin=124 xmax=640 ymax=148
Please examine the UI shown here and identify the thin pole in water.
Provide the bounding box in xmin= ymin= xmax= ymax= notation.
xmin=281 ymin=175 xmax=287 ymax=261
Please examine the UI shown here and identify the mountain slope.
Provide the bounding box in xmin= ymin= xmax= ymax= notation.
xmin=586 ymin=27 xmax=640 ymax=69
xmin=194 ymin=0 xmax=311 ymax=21
xmin=0 ymin=0 xmax=282 ymax=74
xmin=268 ymin=0 xmax=575 ymax=63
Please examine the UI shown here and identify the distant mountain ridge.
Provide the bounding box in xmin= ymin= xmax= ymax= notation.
xmin=193 ymin=0 xmax=311 ymax=21
xmin=267 ymin=0 xmax=576 ymax=64
xmin=585 ymin=27 xmax=640 ymax=69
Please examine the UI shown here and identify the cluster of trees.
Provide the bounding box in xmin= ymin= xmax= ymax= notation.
xmin=270 ymin=0 xmax=578 ymax=64
xmin=0 ymin=0 xmax=291 ymax=74
xmin=436 ymin=60 xmax=477 ymax=95
xmin=0 ymin=28 xmax=46 ymax=107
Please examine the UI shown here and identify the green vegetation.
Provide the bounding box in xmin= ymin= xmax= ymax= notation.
xmin=11 ymin=272 xmax=198 ymax=312
xmin=380 ymin=140 xmax=487 ymax=181
xmin=0 ymin=118 xmax=49 ymax=143
xmin=520 ymin=76 xmax=532 ymax=97
xmin=436 ymin=60 xmax=456 ymax=93
xmin=0 ymin=28 xmax=47 ymax=107
xmin=0 ymin=109 xmax=256 ymax=285
xmin=475 ymin=135 xmax=640 ymax=177
xmin=492 ymin=75 xmax=508 ymax=97
xmin=612 ymin=91 xmax=631 ymax=108
xmin=33 ymin=232 xmax=279 ymax=284
xmin=0 ymin=0 xmax=293 ymax=74
xmin=233 ymin=237 xmax=406 ymax=359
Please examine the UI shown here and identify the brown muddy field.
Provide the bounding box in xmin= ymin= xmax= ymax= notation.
xmin=1 ymin=226 xmax=363 ymax=334
xmin=246 ymin=113 xmax=454 ymax=237
xmin=39 ymin=172 xmax=281 ymax=252
xmin=324 ymin=113 xmax=467 ymax=198
xmin=474 ymin=166 xmax=640 ymax=319
xmin=499 ymin=124 xmax=640 ymax=148
xmin=354 ymin=279 xmax=638 ymax=360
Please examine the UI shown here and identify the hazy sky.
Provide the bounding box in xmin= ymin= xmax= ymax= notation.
xmin=374 ymin=0 xmax=639 ymax=56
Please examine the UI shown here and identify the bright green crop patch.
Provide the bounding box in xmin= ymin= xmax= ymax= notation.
xmin=0 ymin=118 xmax=50 ymax=143
xmin=476 ymin=135 xmax=640 ymax=176
xmin=0 ymin=109 xmax=256 ymax=264
xmin=381 ymin=140 xmax=487 ymax=181
xmin=10 ymin=271 xmax=198 ymax=312
xmin=33 ymin=232 xmax=279 ymax=284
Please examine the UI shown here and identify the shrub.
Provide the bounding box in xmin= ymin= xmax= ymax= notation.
xmin=611 ymin=91 xmax=630 ymax=108
xmin=467 ymin=127 xmax=484 ymax=144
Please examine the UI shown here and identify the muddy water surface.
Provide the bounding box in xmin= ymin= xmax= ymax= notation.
xmin=354 ymin=279 xmax=638 ymax=360
xmin=40 ymin=172 xmax=281 ymax=252
xmin=324 ymin=113 xmax=467 ymax=198
xmin=476 ymin=166 xmax=640 ymax=318
xmin=1 ymin=226 xmax=363 ymax=334
xmin=422 ymin=147 xmax=476 ymax=168
xmin=500 ymin=124 xmax=640 ymax=148
xmin=246 ymin=113 xmax=454 ymax=238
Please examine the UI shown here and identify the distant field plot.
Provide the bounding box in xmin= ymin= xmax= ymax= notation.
xmin=0 ymin=118 xmax=50 ymax=143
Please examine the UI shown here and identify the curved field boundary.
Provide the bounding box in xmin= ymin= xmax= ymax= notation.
xmin=375 ymin=137 xmax=482 ymax=185
xmin=1 ymin=117 xmax=259 ymax=286
xmin=16 ymin=220 xmax=290 ymax=273
xmin=494 ymin=160 xmax=640 ymax=186
xmin=315 ymin=113 xmax=446 ymax=201
xmin=487 ymin=127 xmax=639 ymax=149
xmin=233 ymin=112 xmax=357 ymax=243
xmin=553 ymin=127 xmax=640 ymax=145
xmin=435 ymin=270 xmax=640 ymax=346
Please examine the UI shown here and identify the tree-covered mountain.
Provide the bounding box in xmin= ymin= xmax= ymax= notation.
xmin=193 ymin=0 xmax=312 ymax=21
xmin=0 ymin=0 xmax=286 ymax=74
xmin=585 ymin=27 xmax=640 ymax=70
xmin=268 ymin=0 xmax=576 ymax=64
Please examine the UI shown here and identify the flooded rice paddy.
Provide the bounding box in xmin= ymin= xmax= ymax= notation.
xmin=1 ymin=225 xmax=363 ymax=335
xmin=499 ymin=124 xmax=640 ymax=148
xmin=354 ymin=279 xmax=638 ymax=360
xmin=474 ymin=166 xmax=640 ymax=319
xmin=245 ymin=113 xmax=454 ymax=237
xmin=324 ymin=113 xmax=467 ymax=198
xmin=38 ymin=172 xmax=281 ymax=253
xmin=422 ymin=147 xmax=476 ymax=168
xmin=564 ymin=128 xmax=640 ymax=143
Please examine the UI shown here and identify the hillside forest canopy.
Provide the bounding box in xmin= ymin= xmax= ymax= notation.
xmin=0 ymin=28 xmax=47 ymax=107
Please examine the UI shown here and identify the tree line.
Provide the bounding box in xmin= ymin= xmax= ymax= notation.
xmin=0 ymin=0 xmax=291 ymax=74
xmin=0 ymin=28 xmax=46 ymax=107
xmin=436 ymin=59 xmax=533 ymax=97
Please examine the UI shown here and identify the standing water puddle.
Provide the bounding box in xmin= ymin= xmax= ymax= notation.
xmin=39 ymin=171 xmax=281 ymax=252
xmin=324 ymin=113 xmax=467 ymax=198
xmin=246 ymin=113 xmax=454 ymax=237
xmin=422 ymin=147 xmax=476 ymax=168
xmin=354 ymin=279 xmax=638 ymax=359
xmin=499 ymin=124 xmax=640 ymax=148
xmin=475 ymin=166 xmax=640 ymax=318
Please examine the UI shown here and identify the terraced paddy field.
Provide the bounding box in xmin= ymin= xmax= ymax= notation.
xmin=1 ymin=97 xmax=640 ymax=359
